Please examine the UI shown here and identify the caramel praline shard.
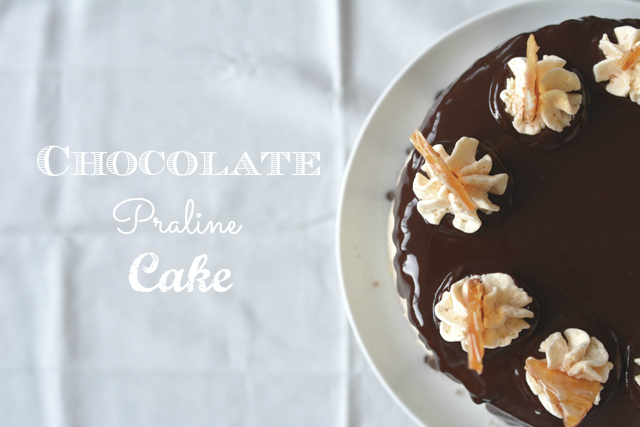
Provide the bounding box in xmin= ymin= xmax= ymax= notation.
xmin=525 ymin=357 xmax=600 ymax=427
xmin=465 ymin=278 xmax=484 ymax=374
xmin=523 ymin=34 xmax=540 ymax=124
xmin=620 ymin=43 xmax=640 ymax=71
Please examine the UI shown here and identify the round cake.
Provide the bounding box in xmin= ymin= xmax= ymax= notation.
xmin=390 ymin=17 xmax=640 ymax=427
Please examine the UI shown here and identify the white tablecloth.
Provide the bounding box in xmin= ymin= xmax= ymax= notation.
xmin=0 ymin=1 xmax=545 ymax=425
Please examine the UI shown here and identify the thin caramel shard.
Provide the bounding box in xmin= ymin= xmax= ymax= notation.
xmin=465 ymin=278 xmax=484 ymax=374
xmin=620 ymin=43 xmax=640 ymax=71
xmin=409 ymin=130 xmax=476 ymax=211
xmin=524 ymin=34 xmax=540 ymax=124
xmin=525 ymin=357 xmax=601 ymax=427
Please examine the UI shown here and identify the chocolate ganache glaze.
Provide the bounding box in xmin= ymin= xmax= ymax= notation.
xmin=391 ymin=17 xmax=640 ymax=426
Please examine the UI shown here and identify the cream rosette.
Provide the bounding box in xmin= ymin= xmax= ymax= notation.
xmin=500 ymin=35 xmax=582 ymax=135
xmin=501 ymin=55 xmax=582 ymax=135
xmin=593 ymin=26 xmax=640 ymax=103
xmin=413 ymin=136 xmax=508 ymax=234
xmin=434 ymin=273 xmax=534 ymax=351
xmin=526 ymin=329 xmax=614 ymax=419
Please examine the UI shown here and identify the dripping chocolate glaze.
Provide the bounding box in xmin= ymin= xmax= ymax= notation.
xmin=392 ymin=17 xmax=640 ymax=426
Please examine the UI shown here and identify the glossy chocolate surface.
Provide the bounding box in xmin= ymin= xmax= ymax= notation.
xmin=392 ymin=17 xmax=640 ymax=426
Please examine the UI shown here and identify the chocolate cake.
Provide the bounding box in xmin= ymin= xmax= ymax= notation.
xmin=390 ymin=17 xmax=640 ymax=426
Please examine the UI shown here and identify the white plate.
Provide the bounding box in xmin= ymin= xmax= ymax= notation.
xmin=336 ymin=1 xmax=640 ymax=426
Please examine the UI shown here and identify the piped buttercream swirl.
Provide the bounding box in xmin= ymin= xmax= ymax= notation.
xmin=434 ymin=273 xmax=533 ymax=351
xmin=501 ymin=54 xmax=582 ymax=135
xmin=413 ymin=137 xmax=508 ymax=234
xmin=593 ymin=26 xmax=640 ymax=103
xmin=526 ymin=329 xmax=613 ymax=419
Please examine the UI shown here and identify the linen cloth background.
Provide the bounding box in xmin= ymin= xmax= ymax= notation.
xmin=0 ymin=0 xmax=568 ymax=426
